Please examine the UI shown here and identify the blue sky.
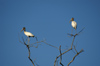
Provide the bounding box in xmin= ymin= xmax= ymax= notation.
xmin=1 ymin=0 xmax=100 ymax=66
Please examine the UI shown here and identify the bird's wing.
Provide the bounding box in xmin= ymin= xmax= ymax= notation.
xmin=74 ymin=21 xmax=77 ymax=30
xmin=72 ymin=21 xmax=77 ymax=27
xmin=24 ymin=31 xmax=34 ymax=36
xmin=73 ymin=21 xmax=77 ymax=25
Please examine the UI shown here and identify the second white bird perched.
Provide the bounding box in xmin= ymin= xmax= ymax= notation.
xmin=21 ymin=27 xmax=34 ymax=37
xmin=69 ymin=18 xmax=77 ymax=30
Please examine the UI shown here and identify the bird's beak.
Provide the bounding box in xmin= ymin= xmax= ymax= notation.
xmin=20 ymin=28 xmax=23 ymax=32
xmin=69 ymin=20 xmax=71 ymax=23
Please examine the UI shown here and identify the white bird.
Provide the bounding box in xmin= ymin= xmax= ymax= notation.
xmin=21 ymin=27 xmax=35 ymax=37
xmin=69 ymin=18 xmax=77 ymax=30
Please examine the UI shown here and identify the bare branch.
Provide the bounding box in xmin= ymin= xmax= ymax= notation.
xmin=23 ymin=40 xmax=35 ymax=66
xmin=33 ymin=59 xmax=39 ymax=66
xmin=27 ymin=46 xmax=35 ymax=66
xmin=54 ymin=34 xmax=76 ymax=66
xmin=18 ymin=33 xmax=25 ymax=45
xmin=54 ymin=48 xmax=72 ymax=66
xmin=19 ymin=34 xmax=35 ymax=66
xmin=74 ymin=45 xmax=78 ymax=53
xmin=67 ymin=49 xmax=84 ymax=66
xmin=67 ymin=27 xmax=85 ymax=37
xmin=29 ymin=40 xmax=44 ymax=47
xmin=59 ymin=45 xmax=64 ymax=66
xmin=59 ymin=45 xmax=62 ymax=62
xmin=42 ymin=41 xmax=59 ymax=49
xmin=19 ymin=27 xmax=84 ymax=66
xmin=54 ymin=28 xmax=84 ymax=66
xmin=78 ymin=27 xmax=85 ymax=35
xmin=60 ymin=62 xmax=64 ymax=66
xmin=71 ymin=36 xmax=75 ymax=48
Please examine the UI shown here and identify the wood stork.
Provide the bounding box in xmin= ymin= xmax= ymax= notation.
xmin=21 ymin=27 xmax=38 ymax=45
xmin=21 ymin=27 xmax=35 ymax=37
xmin=69 ymin=18 xmax=77 ymax=33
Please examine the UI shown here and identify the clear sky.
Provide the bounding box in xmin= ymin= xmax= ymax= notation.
xmin=1 ymin=0 xmax=100 ymax=66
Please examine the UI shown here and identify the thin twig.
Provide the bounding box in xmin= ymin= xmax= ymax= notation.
xmin=23 ymin=39 xmax=35 ymax=66
xmin=74 ymin=45 xmax=78 ymax=53
xmin=43 ymin=41 xmax=59 ymax=49
xmin=59 ymin=45 xmax=64 ymax=66
xmin=19 ymin=34 xmax=35 ymax=66
xmin=54 ymin=48 xmax=72 ymax=66
xmin=29 ymin=40 xmax=44 ymax=47
xmin=33 ymin=59 xmax=39 ymax=66
xmin=54 ymin=28 xmax=84 ymax=66
xmin=67 ymin=27 xmax=85 ymax=37
xmin=71 ymin=36 xmax=75 ymax=48
xmin=54 ymin=34 xmax=76 ymax=66
xmin=67 ymin=49 xmax=84 ymax=66
xmin=59 ymin=45 xmax=62 ymax=63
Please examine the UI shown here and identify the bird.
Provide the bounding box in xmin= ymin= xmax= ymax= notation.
xmin=69 ymin=18 xmax=77 ymax=30
xmin=21 ymin=27 xmax=35 ymax=38
xmin=69 ymin=18 xmax=77 ymax=33
xmin=21 ymin=27 xmax=38 ymax=45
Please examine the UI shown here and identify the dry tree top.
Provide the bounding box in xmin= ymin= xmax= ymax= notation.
xmin=19 ymin=27 xmax=84 ymax=66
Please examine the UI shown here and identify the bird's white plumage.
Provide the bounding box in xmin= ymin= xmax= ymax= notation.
xmin=71 ymin=21 xmax=77 ymax=30
xmin=21 ymin=27 xmax=35 ymax=37
xmin=24 ymin=31 xmax=34 ymax=37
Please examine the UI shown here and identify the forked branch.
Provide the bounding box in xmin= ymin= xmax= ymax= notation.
xmin=22 ymin=38 xmax=35 ymax=66
xmin=67 ymin=49 xmax=84 ymax=66
xmin=54 ymin=28 xmax=84 ymax=66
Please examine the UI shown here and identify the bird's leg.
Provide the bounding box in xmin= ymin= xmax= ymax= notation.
xmin=75 ymin=29 xmax=77 ymax=34
xmin=71 ymin=28 xmax=73 ymax=34
xmin=28 ymin=37 xmax=30 ymax=45
xmin=26 ymin=37 xmax=28 ymax=42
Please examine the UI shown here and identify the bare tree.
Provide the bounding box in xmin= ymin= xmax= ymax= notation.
xmin=54 ymin=28 xmax=84 ymax=66
xmin=19 ymin=28 xmax=84 ymax=66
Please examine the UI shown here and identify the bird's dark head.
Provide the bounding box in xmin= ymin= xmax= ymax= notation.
xmin=21 ymin=27 xmax=26 ymax=32
xmin=71 ymin=18 xmax=74 ymax=21
xmin=69 ymin=17 xmax=74 ymax=23
xmin=23 ymin=27 xmax=26 ymax=31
